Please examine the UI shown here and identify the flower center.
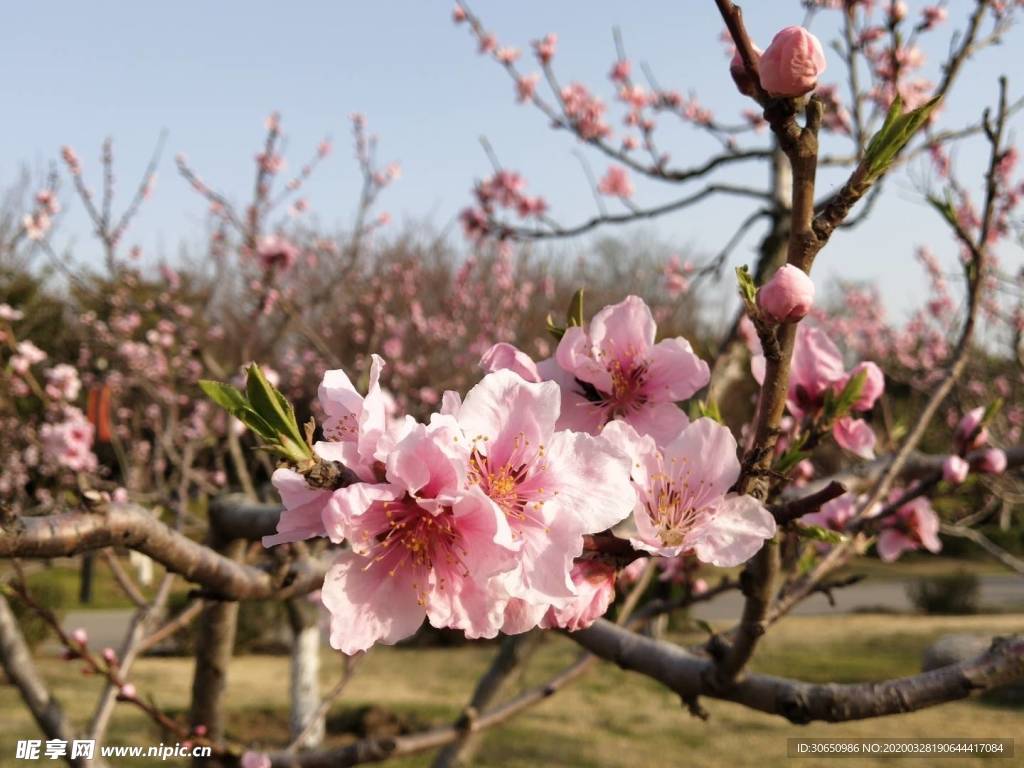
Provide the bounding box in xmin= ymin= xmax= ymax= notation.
xmin=646 ymin=463 xmax=706 ymax=547
xmin=467 ymin=436 xmax=550 ymax=532
xmin=370 ymin=498 xmax=467 ymax=603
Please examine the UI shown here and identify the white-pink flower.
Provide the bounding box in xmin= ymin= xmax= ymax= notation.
xmin=263 ymin=468 xmax=336 ymax=547
xmin=40 ymin=407 xmax=97 ymax=473
xmin=320 ymin=418 xmax=518 ymax=654
xmin=446 ymin=370 xmax=635 ymax=632
xmin=314 ymin=355 xmax=390 ymax=482
xmin=539 ymin=560 xmax=616 ymax=632
xmin=604 ymin=419 xmax=776 ymax=567
xmin=550 ymin=295 xmax=709 ymax=445
xmin=255 ymin=234 xmax=299 ymax=271
xmin=876 ymin=496 xmax=941 ymax=562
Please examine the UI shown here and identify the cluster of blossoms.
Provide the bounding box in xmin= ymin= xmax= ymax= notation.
xmin=805 ymin=491 xmax=942 ymax=562
xmin=941 ymin=407 xmax=1010 ymax=484
xmin=460 ymin=170 xmax=548 ymax=241
xmin=265 ymin=296 xmax=776 ymax=653
xmin=746 ymin=319 xmax=885 ymax=460
xmin=22 ymin=188 xmax=61 ymax=241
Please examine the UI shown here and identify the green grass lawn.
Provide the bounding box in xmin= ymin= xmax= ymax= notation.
xmin=1 ymin=613 xmax=1021 ymax=767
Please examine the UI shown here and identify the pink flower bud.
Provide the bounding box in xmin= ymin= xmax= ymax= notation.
xmin=921 ymin=5 xmax=947 ymax=28
xmin=953 ymin=407 xmax=988 ymax=452
xmin=888 ymin=1 xmax=908 ymax=23
xmin=71 ymin=628 xmax=88 ymax=646
xmin=942 ymin=455 xmax=969 ymax=485
xmin=729 ymin=44 xmax=763 ymax=98
xmin=848 ymin=361 xmax=885 ymax=412
xmin=757 ymin=264 xmax=815 ymax=322
xmin=119 ymin=683 xmax=137 ymax=699
xmin=193 ymin=724 xmax=208 ymax=737
xmin=102 ymin=647 xmax=118 ymax=664
xmin=759 ymin=27 xmax=827 ymax=97
xmin=975 ymin=448 xmax=1007 ymax=476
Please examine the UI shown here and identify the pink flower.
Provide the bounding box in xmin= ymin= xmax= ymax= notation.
xmin=845 ymin=361 xmax=885 ymax=412
xmin=974 ymin=448 xmax=1007 ymax=476
xmin=118 ymin=683 xmax=137 ymax=699
xmin=609 ymin=59 xmax=632 ymax=82
xmin=263 ymin=468 xmax=335 ymax=547
xmin=314 ymin=355 xmax=389 ymax=483
xmin=0 ymin=304 xmax=24 ymax=322
xmin=448 ymin=370 xmax=635 ymax=632
xmin=480 ymin=342 xmax=541 ymax=383
xmin=71 ymin=628 xmax=88 ymax=646
xmin=540 ymin=561 xmax=616 ymax=632
xmin=803 ymin=493 xmax=856 ymax=533
xmin=12 ymin=341 xmax=46 ymax=374
xmin=942 ymin=455 xmax=969 ymax=485
xmin=757 ymin=264 xmax=815 ymax=322
xmin=597 ymin=166 xmax=635 ymax=199
xmin=532 ymin=33 xmax=557 ymax=64
xmin=23 ymin=211 xmax=51 ymax=240
xmin=833 ymin=416 xmax=876 ymax=460
xmin=889 ymin=1 xmax=909 ymax=23
xmin=604 ymin=419 xmax=776 ymax=566
xmin=241 ymin=754 xmax=271 ymax=768
xmin=783 ymin=326 xmax=847 ymax=419
xmin=515 ymin=73 xmax=540 ymax=103
xmin=751 ymin=325 xmax=882 ymax=459
xmin=876 ymin=497 xmax=941 ymax=562
xmin=321 ymin=419 xmax=518 ymax=654
xmin=729 ymin=44 xmax=763 ymax=98
xmin=921 ymin=5 xmax=948 ymax=28
xmin=496 ymin=46 xmax=520 ymax=63
xmin=255 ymin=235 xmax=299 ymax=271
xmin=553 ymin=295 xmax=710 ymax=444
xmin=452 ymin=5 xmax=466 ymax=23
xmin=40 ymin=407 xmax=97 ymax=472
xmin=759 ymin=27 xmax=826 ymax=97
xmin=102 ymin=647 xmax=118 ymax=664
xmin=954 ymin=407 xmax=988 ymax=452
xmin=45 ymin=364 xmax=81 ymax=402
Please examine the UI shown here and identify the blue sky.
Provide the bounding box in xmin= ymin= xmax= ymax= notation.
xmin=1 ymin=1 xmax=1020 ymax=321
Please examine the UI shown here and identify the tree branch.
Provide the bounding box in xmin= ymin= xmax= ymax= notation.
xmin=570 ymin=619 xmax=1024 ymax=724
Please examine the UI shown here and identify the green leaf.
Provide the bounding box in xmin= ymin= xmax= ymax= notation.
xmin=199 ymin=379 xmax=279 ymax=440
xmin=795 ymin=524 xmax=846 ymax=544
xmin=863 ymin=94 xmax=942 ymax=183
xmin=983 ymin=398 xmax=1003 ymax=426
xmin=566 ymin=288 xmax=585 ymax=328
xmin=199 ymin=380 xmax=247 ymax=415
xmin=775 ymin=433 xmax=809 ymax=475
xmin=694 ymin=618 xmax=716 ymax=636
xmin=692 ymin=399 xmax=723 ymax=424
xmin=826 ymin=368 xmax=867 ymax=421
xmin=735 ymin=265 xmax=757 ymax=308
xmin=926 ymin=190 xmax=958 ymax=229
xmin=796 ymin=546 xmax=818 ymax=576
xmin=245 ymin=364 xmax=305 ymax=449
xmin=546 ymin=313 xmax=566 ymax=341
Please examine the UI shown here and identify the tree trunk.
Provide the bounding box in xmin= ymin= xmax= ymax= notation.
xmin=287 ymin=598 xmax=324 ymax=748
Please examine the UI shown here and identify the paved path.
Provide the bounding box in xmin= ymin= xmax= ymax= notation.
xmin=691 ymin=574 xmax=1024 ymax=621
xmin=49 ymin=576 xmax=1023 ymax=651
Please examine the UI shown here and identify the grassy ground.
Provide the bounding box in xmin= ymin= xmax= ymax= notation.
xmin=1 ymin=614 xmax=1021 ymax=767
